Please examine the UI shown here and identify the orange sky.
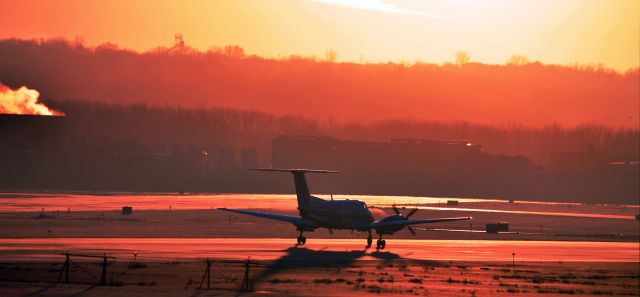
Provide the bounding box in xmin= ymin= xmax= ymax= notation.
xmin=0 ymin=0 xmax=638 ymax=71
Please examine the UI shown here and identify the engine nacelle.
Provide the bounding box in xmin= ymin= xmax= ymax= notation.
xmin=375 ymin=214 xmax=406 ymax=235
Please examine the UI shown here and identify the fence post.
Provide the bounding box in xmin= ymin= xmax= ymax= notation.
xmin=65 ymin=252 xmax=70 ymax=283
xmin=199 ymin=258 xmax=211 ymax=290
xmin=57 ymin=252 xmax=70 ymax=283
xmin=240 ymin=257 xmax=253 ymax=292
xmin=100 ymin=254 xmax=107 ymax=285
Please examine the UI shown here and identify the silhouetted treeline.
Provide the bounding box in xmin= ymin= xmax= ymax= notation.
xmin=8 ymin=101 xmax=638 ymax=164
xmin=0 ymin=102 xmax=637 ymax=203
xmin=0 ymin=38 xmax=638 ymax=127
xmin=48 ymin=101 xmax=320 ymax=159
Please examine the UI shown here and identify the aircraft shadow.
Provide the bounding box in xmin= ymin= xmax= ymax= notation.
xmin=251 ymin=246 xmax=402 ymax=284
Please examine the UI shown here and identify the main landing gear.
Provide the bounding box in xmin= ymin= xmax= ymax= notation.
xmin=376 ymin=234 xmax=386 ymax=250
xmin=296 ymin=230 xmax=307 ymax=245
xmin=367 ymin=230 xmax=386 ymax=249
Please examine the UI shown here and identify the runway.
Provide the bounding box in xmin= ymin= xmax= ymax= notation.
xmin=0 ymin=238 xmax=637 ymax=262
xmin=1 ymin=193 xmax=636 ymax=220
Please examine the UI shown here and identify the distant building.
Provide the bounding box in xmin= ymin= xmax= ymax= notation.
xmin=216 ymin=147 xmax=236 ymax=172
xmin=550 ymin=151 xmax=637 ymax=171
xmin=240 ymin=148 xmax=258 ymax=169
xmin=0 ymin=114 xmax=64 ymax=150
xmin=271 ymin=135 xmax=527 ymax=174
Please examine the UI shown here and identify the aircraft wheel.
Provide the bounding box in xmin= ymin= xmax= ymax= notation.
xmin=367 ymin=237 xmax=373 ymax=248
xmin=301 ymin=236 xmax=307 ymax=244
xmin=381 ymin=240 xmax=386 ymax=249
xmin=376 ymin=239 xmax=382 ymax=249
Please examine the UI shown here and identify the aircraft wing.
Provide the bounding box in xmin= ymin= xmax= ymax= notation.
xmin=250 ymin=168 xmax=340 ymax=174
xmin=217 ymin=208 xmax=317 ymax=228
xmin=367 ymin=217 xmax=472 ymax=229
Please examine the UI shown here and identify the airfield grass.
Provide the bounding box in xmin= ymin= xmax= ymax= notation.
xmin=1 ymin=260 xmax=638 ymax=297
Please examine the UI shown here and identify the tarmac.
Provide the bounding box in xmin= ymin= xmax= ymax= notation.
xmin=0 ymin=238 xmax=637 ymax=262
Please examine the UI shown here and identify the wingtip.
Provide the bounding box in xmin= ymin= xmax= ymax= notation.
xmin=249 ymin=168 xmax=340 ymax=173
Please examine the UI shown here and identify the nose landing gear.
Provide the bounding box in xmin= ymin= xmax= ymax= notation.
xmin=366 ymin=230 xmax=373 ymax=248
xmin=296 ymin=230 xmax=307 ymax=245
xmin=375 ymin=234 xmax=386 ymax=250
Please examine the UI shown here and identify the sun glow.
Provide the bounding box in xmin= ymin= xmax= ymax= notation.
xmin=0 ymin=0 xmax=637 ymax=71
xmin=311 ymin=0 xmax=454 ymax=19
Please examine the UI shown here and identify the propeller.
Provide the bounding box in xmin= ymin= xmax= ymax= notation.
xmin=407 ymin=226 xmax=416 ymax=235
xmin=406 ymin=208 xmax=419 ymax=218
xmin=392 ymin=204 xmax=401 ymax=215
xmin=391 ymin=204 xmax=419 ymax=235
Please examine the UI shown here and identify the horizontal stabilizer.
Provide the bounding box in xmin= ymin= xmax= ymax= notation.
xmin=250 ymin=168 xmax=340 ymax=174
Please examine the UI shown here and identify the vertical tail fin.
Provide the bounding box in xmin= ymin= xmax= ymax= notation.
xmin=292 ymin=171 xmax=311 ymax=207
xmin=250 ymin=168 xmax=339 ymax=209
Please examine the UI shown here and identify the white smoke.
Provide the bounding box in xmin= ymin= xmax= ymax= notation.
xmin=0 ymin=83 xmax=64 ymax=116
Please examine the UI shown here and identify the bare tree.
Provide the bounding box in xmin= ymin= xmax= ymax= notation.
xmin=324 ymin=49 xmax=338 ymax=62
xmin=506 ymin=54 xmax=531 ymax=65
xmin=455 ymin=51 xmax=470 ymax=66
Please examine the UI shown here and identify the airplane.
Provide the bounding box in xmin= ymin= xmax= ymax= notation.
xmin=218 ymin=168 xmax=472 ymax=249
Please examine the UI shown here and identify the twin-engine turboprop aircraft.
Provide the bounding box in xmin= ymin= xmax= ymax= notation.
xmin=218 ymin=169 xmax=471 ymax=249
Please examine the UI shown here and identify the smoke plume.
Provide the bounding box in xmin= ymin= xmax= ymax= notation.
xmin=0 ymin=83 xmax=64 ymax=116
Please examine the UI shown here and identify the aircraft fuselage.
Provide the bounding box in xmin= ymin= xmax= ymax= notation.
xmin=299 ymin=196 xmax=374 ymax=230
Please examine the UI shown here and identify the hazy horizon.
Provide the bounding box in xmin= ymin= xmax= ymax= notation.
xmin=1 ymin=38 xmax=638 ymax=129
xmin=1 ymin=0 xmax=638 ymax=72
